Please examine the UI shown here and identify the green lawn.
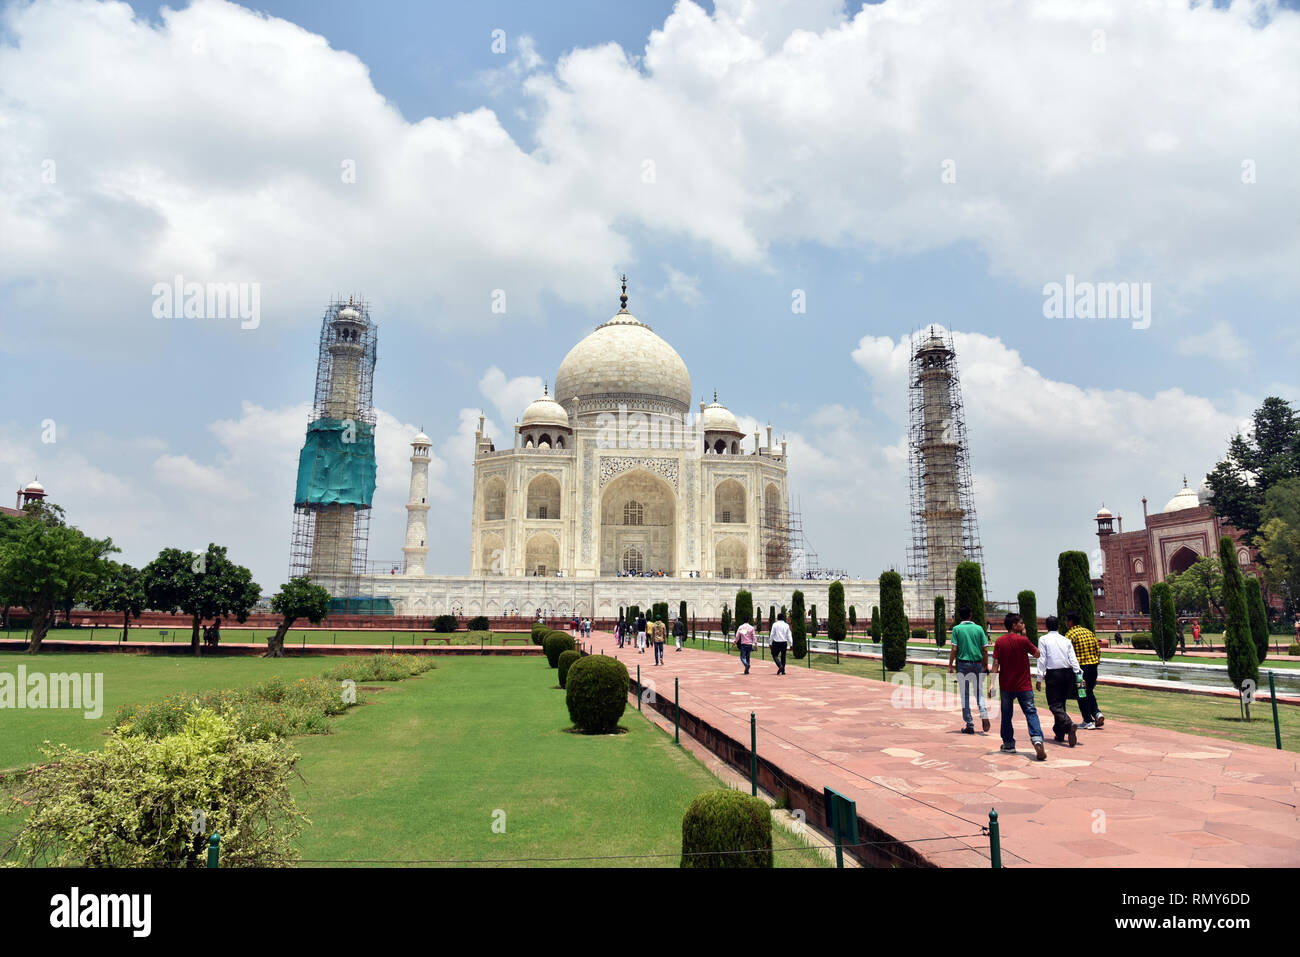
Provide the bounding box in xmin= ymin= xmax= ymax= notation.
xmin=1 ymin=628 xmax=532 ymax=648
xmin=0 ymin=652 xmax=825 ymax=867
xmin=1099 ymin=649 xmax=1299 ymax=669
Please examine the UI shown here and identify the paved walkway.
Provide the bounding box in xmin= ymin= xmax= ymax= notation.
xmin=592 ymin=632 xmax=1300 ymax=868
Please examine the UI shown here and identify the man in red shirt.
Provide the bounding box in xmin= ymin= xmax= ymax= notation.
xmin=989 ymin=612 xmax=1045 ymax=761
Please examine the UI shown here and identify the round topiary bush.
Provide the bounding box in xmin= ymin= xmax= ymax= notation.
xmin=433 ymin=614 xmax=458 ymax=633
xmin=467 ymin=615 xmax=490 ymax=632
xmin=1130 ymin=632 xmax=1153 ymax=649
xmin=557 ymin=649 xmax=581 ymax=688
xmin=910 ymin=628 xmax=927 ymax=641
xmin=565 ymin=655 xmax=629 ymax=734
xmin=544 ymin=632 xmax=576 ymax=668
xmin=531 ymin=622 xmax=549 ymax=646
xmin=680 ymin=789 xmax=773 ymax=868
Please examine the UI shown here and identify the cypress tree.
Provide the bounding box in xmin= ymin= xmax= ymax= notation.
xmin=679 ymin=600 xmax=688 ymax=628
xmin=735 ymin=590 xmax=753 ymax=627
xmin=791 ymin=591 xmax=807 ymax=659
xmin=1056 ymin=551 xmax=1095 ymax=633
xmin=1017 ymin=590 xmax=1038 ymax=645
xmin=691 ymin=614 xmax=696 ymax=640
xmin=768 ymin=605 xmax=775 ymax=634
xmin=954 ymin=561 xmax=987 ymax=633
xmin=1150 ymin=581 xmax=1178 ymax=662
xmin=879 ymin=571 xmax=908 ymax=671
xmin=809 ymin=604 xmax=818 ymax=638
xmin=721 ymin=604 xmax=732 ymax=639
xmin=849 ymin=605 xmax=857 ymax=633
xmin=869 ymin=605 xmax=880 ymax=642
xmin=828 ymin=581 xmax=846 ymax=648
xmin=1219 ymin=535 xmax=1259 ymax=695
xmin=933 ymin=595 xmax=947 ymax=648
xmin=1245 ymin=576 xmax=1269 ymax=664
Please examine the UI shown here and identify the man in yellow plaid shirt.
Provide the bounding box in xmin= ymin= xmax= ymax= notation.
xmin=1064 ymin=611 xmax=1104 ymax=729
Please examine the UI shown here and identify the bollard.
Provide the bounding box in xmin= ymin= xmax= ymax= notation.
xmin=1269 ymin=671 xmax=1282 ymax=750
xmin=207 ymin=832 xmax=220 ymax=868
xmin=750 ymin=712 xmax=758 ymax=796
xmin=988 ymin=809 xmax=1001 ymax=868
xmin=637 ymin=665 xmax=642 ymax=710
xmin=674 ymin=677 xmax=680 ymax=744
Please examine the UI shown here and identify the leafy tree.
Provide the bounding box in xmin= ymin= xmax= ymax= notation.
xmin=790 ymin=591 xmax=807 ymax=659
xmin=1165 ymin=556 xmax=1224 ymax=617
xmin=879 ymin=571 xmax=908 ymax=671
xmin=1150 ymin=581 xmax=1178 ymax=662
xmin=142 ymin=544 xmax=261 ymax=654
xmin=1258 ymin=477 xmax=1300 ymax=614
xmin=827 ymin=581 xmax=846 ymax=648
xmin=809 ymin=603 xmax=818 ymax=638
xmin=720 ymin=604 xmax=732 ymax=638
xmin=735 ymin=590 xmax=753 ymax=627
xmin=954 ymin=561 xmax=987 ymax=633
xmin=1206 ymin=397 xmax=1300 ymax=543
xmin=1219 ymin=535 xmax=1259 ymax=697
xmin=869 ymin=605 xmax=880 ymax=642
xmin=267 ymin=577 xmax=331 ymax=657
xmin=1056 ymin=551 xmax=1095 ymax=633
xmin=0 ymin=504 xmax=116 ymax=653
xmin=933 ymin=595 xmax=947 ymax=648
xmin=90 ymin=562 xmax=145 ymax=642
xmin=1017 ymin=590 xmax=1038 ymax=645
xmin=1244 ymin=576 xmax=1270 ymax=664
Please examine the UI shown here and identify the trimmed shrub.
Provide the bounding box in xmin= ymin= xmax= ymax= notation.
xmin=768 ymin=606 xmax=776 ymax=633
xmin=869 ymin=605 xmax=880 ymax=642
xmin=721 ymin=604 xmax=732 ymax=637
xmin=933 ymin=596 xmax=947 ymax=648
xmin=880 ymin=571 xmax=908 ymax=671
xmin=911 ymin=628 xmax=927 ymax=641
xmin=828 ymin=581 xmax=846 ymax=645
xmin=544 ymin=631 xmax=576 ymax=668
xmin=791 ymin=591 xmax=807 ymax=659
xmin=628 ymin=605 xmax=641 ymax=629
xmin=433 ymin=614 xmax=458 ymax=633
xmin=849 ymin=605 xmax=857 ymax=632
xmin=557 ymin=649 xmax=581 ymax=689
xmin=954 ymin=561 xmax=987 ymax=634
xmin=1150 ymin=582 xmax=1178 ymax=661
xmin=1220 ymin=535 xmax=1259 ymax=692
xmin=679 ymin=600 xmax=688 ymax=627
xmin=1017 ymin=590 xmax=1038 ymax=645
xmin=809 ymin=604 xmax=818 ymax=638
xmin=1056 ymin=551 xmax=1095 ymax=633
xmin=1130 ymin=632 xmax=1153 ymax=649
xmin=735 ymin=590 xmax=753 ymax=627
xmin=467 ymin=615 xmax=490 ymax=632
xmin=680 ymin=789 xmax=772 ymax=868
xmin=566 ymin=655 xmax=629 ymax=733
xmin=1245 ymin=576 xmax=1269 ymax=664
xmin=531 ymin=622 xmax=549 ymax=646
xmin=1289 ymin=642 xmax=1300 ymax=656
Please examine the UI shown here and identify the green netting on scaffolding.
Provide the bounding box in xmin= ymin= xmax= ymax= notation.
xmin=328 ymin=596 xmax=394 ymax=615
xmin=294 ymin=417 xmax=377 ymax=508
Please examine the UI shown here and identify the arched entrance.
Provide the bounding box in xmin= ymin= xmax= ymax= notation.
xmin=1168 ymin=546 xmax=1198 ymax=576
xmin=525 ymin=532 xmax=559 ymax=577
xmin=1133 ymin=584 xmax=1150 ymax=615
xmin=599 ymin=469 xmax=676 ymax=575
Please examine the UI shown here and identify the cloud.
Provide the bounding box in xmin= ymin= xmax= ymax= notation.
xmin=479 ymin=367 xmax=544 ymax=424
xmin=658 ymin=264 xmax=703 ymax=306
xmin=1175 ymin=320 xmax=1251 ymax=365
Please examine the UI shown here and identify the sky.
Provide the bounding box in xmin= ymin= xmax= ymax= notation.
xmin=1 ymin=0 xmax=1298 ymax=608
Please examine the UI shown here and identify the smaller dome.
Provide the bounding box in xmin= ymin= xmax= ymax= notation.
xmin=522 ymin=389 xmax=570 ymax=430
xmin=698 ymin=395 xmax=742 ymax=434
xmin=337 ymin=305 xmax=361 ymax=321
xmin=411 ymin=431 xmax=431 ymax=446
xmin=1096 ymin=506 xmax=1112 ymax=519
xmin=1163 ymin=479 xmax=1201 ymax=513
xmin=24 ymin=479 xmax=45 ymax=494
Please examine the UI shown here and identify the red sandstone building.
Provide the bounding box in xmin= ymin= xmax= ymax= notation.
xmin=1092 ymin=477 xmax=1269 ymax=616
xmin=1 ymin=478 xmax=46 ymax=518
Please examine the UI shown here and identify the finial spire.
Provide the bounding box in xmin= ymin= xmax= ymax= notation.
xmin=713 ymin=388 xmax=718 ymax=403
xmin=1183 ymin=475 xmax=1188 ymax=487
xmin=543 ymin=381 xmax=549 ymax=396
xmin=619 ymin=274 xmax=628 ymax=312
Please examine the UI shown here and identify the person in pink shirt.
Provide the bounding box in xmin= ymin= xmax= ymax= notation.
xmin=735 ymin=617 xmax=756 ymax=675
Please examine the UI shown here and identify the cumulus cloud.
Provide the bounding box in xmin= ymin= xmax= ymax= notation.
xmin=479 ymin=367 xmax=544 ymax=424
xmin=1175 ymin=320 xmax=1252 ymax=365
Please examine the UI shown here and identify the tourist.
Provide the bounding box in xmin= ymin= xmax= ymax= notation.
xmin=769 ymin=610 xmax=792 ymax=675
xmin=651 ymin=616 xmax=667 ymax=665
xmin=988 ymin=612 xmax=1045 ymax=759
xmin=1064 ymin=611 xmax=1103 ymax=728
xmin=947 ymin=606 xmax=990 ymax=734
xmin=673 ymin=615 xmax=685 ymax=652
xmin=636 ymin=611 xmax=647 ymax=653
xmin=736 ymin=617 xmax=756 ymax=675
xmin=1035 ymin=615 xmax=1080 ymax=748
xmin=614 ymin=618 xmax=624 ymax=648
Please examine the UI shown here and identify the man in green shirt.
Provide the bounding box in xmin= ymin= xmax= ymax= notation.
xmin=947 ymin=605 xmax=990 ymax=734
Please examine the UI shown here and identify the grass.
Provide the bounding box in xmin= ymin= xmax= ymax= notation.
xmin=1099 ymin=649 xmax=1299 ymax=668
xmin=0 ymin=652 xmax=825 ymax=867
xmin=1 ymin=628 xmax=531 ymax=648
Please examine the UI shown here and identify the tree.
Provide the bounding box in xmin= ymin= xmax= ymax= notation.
xmin=142 ymin=544 xmax=261 ymax=654
xmin=768 ymin=605 xmax=775 ymax=634
xmin=721 ymin=604 xmax=732 ymax=638
xmin=267 ymin=577 xmax=331 ymax=657
xmin=809 ymin=603 xmax=818 ymax=638
xmin=1165 ymin=556 xmax=1224 ymax=618
xmin=1244 ymin=576 xmax=1270 ymax=665
xmin=691 ymin=614 xmax=696 ymax=640
xmin=1219 ymin=535 xmax=1259 ymax=701
xmin=849 ymin=605 xmax=857 ymax=633
xmin=790 ymin=591 xmax=807 ymax=660
xmin=90 ymin=562 xmax=145 ymax=642
xmin=954 ymin=561 xmax=987 ymax=633
xmin=652 ymin=601 xmax=669 ymax=624
xmin=827 ymin=581 xmax=846 ymax=649
xmin=679 ymin=600 xmax=688 ymax=627
xmin=0 ymin=505 xmax=116 ymax=653
xmin=1206 ymin=397 xmax=1300 ymax=544
xmin=933 ymin=595 xmax=947 ymax=648
xmin=1017 ymin=590 xmax=1038 ymax=645
xmin=735 ymin=590 xmax=753 ymax=627
xmin=1258 ymin=477 xmax=1300 ymax=614
xmin=869 ymin=605 xmax=880 ymax=642
xmin=1056 ymin=551 xmax=1095 ymax=633
xmin=879 ymin=571 xmax=908 ymax=671
xmin=1150 ymin=581 xmax=1178 ymax=662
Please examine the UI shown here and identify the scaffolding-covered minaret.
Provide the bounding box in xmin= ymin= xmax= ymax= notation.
xmin=907 ymin=325 xmax=985 ymax=601
xmin=403 ymin=431 xmax=431 ymax=575
xmin=289 ymin=298 xmax=378 ymax=590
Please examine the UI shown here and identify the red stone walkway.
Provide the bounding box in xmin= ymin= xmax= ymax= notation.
xmin=589 ymin=632 xmax=1300 ymax=868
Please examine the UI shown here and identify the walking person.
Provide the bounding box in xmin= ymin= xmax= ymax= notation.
xmin=636 ymin=611 xmax=647 ymax=654
xmin=988 ymin=613 xmax=1045 ymax=760
xmin=1064 ymin=611 xmax=1103 ymax=728
xmin=614 ymin=618 xmax=624 ymax=649
xmin=652 ymin=616 xmax=667 ymax=665
xmin=673 ymin=616 xmax=685 ymax=652
xmin=736 ymin=616 xmax=756 ymax=675
xmin=947 ymin=606 xmax=990 ymax=734
xmin=769 ymin=610 xmax=792 ymax=675
xmin=1035 ymin=615 xmax=1080 ymax=748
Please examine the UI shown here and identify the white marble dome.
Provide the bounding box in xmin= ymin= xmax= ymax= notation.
xmin=521 ymin=390 xmax=570 ymax=429
xmin=1162 ymin=481 xmax=1201 ymax=513
xmin=554 ymin=310 xmax=692 ymax=416
xmin=699 ymin=398 xmax=742 ymax=434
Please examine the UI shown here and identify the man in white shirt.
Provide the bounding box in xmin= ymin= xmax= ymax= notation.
xmin=769 ymin=611 xmax=793 ymax=675
xmin=1035 ymin=615 xmax=1081 ymax=748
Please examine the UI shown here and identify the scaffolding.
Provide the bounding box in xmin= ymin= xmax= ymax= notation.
xmin=289 ymin=298 xmax=379 ymax=594
xmin=762 ymin=496 xmax=844 ymax=580
xmin=906 ymin=325 xmax=986 ymax=601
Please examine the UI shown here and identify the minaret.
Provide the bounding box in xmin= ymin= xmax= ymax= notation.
xmin=404 ymin=431 xmax=431 ymax=575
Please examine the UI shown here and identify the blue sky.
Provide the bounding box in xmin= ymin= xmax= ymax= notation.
xmin=2 ymin=0 xmax=1298 ymax=606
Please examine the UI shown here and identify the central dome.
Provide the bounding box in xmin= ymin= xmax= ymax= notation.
xmin=554 ymin=309 xmax=692 ymax=421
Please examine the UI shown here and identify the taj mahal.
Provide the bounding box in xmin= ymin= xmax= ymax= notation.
xmin=301 ymin=282 xmax=928 ymax=622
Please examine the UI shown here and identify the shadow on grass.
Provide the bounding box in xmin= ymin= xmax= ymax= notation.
xmin=562 ymin=725 xmax=629 ymax=736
